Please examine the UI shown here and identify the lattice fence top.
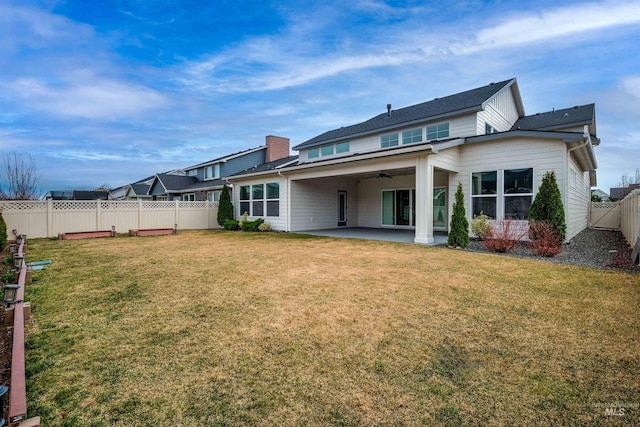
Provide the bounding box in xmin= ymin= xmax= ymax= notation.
xmin=53 ymin=201 xmax=98 ymax=210
xmin=101 ymin=201 xmax=138 ymax=209
xmin=179 ymin=201 xmax=208 ymax=209
xmin=592 ymin=202 xmax=617 ymax=209
xmin=142 ymin=201 xmax=175 ymax=209
xmin=0 ymin=201 xmax=48 ymax=211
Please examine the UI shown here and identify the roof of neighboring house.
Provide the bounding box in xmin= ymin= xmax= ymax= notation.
xmin=293 ymin=78 xmax=517 ymax=150
xmin=153 ymin=173 xmax=229 ymax=193
xmin=47 ymin=190 xmax=109 ymax=200
xmin=511 ymin=104 xmax=595 ymax=131
xmin=230 ymin=156 xmax=299 ymax=177
xmin=130 ymin=183 xmax=151 ymax=196
xmin=610 ymin=184 xmax=640 ymax=200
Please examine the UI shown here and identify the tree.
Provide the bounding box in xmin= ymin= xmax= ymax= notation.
xmin=448 ymin=182 xmax=469 ymax=248
xmin=529 ymin=171 xmax=566 ymax=241
xmin=217 ymin=185 xmax=234 ymax=226
xmin=0 ymin=210 xmax=6 ymax=252
xmin=591 ymin=192 xmax=602 ymax=202
xmin=0 ymin=153 xmax=41 ymax=200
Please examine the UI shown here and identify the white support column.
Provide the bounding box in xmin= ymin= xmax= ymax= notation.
xmin=414 ymin=154 xmax=434 ymax=244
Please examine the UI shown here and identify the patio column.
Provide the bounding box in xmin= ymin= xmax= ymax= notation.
xmin=414 ymin=154 xmax=434 ymax=244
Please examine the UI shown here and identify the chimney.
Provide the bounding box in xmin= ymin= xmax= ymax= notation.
xmin=387 ymin=104 xmax=392 ymax=116
xmin=265 ymin=135 xmax=290 ymax=162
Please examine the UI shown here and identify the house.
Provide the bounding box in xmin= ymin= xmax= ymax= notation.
xmin=591 ymin=189 xmax=610 ymax=202
xmin=147 ymin=136 xmax=290 ymax=201
xmin=609 ymin=184 xmax=640 ymax=201
xmin=109 ymin=176 xmax=154 ymax=200
xmin=45 ymin=190 xmax=110 ymax=200
xmin=228 ymin=78 xmax=598 ymax=243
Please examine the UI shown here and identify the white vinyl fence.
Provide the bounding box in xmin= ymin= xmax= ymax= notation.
xmin=619 ymin=189 xmax=640 ymax=246
xmin=589 ymin=201 xmax=621 ymax=230
xmin=0 ymin=200 xmax=221 ymax=238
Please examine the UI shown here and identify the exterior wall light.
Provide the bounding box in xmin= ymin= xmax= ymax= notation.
xmin=3 ymin=284 xmax=20 ymax=306
xmin=13 ymin=255 xmax=24 ymax=269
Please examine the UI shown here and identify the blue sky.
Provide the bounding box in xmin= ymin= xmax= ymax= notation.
xmin=1 ymin=0 xmax=639 ymax=195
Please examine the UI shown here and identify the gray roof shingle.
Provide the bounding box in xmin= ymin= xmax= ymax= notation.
xmin=511 ymin=104 xmax=594 ymax=131
xmin=293 ymin=78 xmax=515 ymax=150
xmin=230 ymin=156 xmax=299 ymax=177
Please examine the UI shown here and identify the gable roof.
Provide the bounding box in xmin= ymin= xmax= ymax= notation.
xmin=511 ymin=104 xmax=595 ymax=132
xmin=130 ymin=183 xmax=150 ymax=196
xmin=151 ymin=173 xmax=229 ymax=194
xmin=230 ymin=156 xmax=299 ymax=177
xmin=293 ymin=78 xmax=518 ymax=150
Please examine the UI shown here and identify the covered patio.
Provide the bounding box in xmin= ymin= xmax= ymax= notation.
xmin=296 ymin=228 xmax=449 ymax=245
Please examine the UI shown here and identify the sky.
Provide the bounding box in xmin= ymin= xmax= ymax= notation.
xmin=0 ymin=0 xmax=639 ymax=196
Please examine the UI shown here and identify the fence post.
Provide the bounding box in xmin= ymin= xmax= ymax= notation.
xmin=47 ymin=199 xmax=53 ymax=238
xmin=96 ymin=200 xmax=102 ymax=231
xmin=175 ymin=200 xmax=179 ymax=230
xmin=138 ymin=199 xmax=143 ymax=230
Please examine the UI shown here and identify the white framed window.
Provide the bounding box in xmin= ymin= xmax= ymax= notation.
xmin=182 ymin=193 xmax=195 ymax=201
xmin=380 ymin=133 xmax=399 ymax=148
xmin=205 ymin=164 xmax=220 ymax=180
xmin=187 ymin=169 xmax=197 ymax=177
xmin=402 ymin=128 xmax=422 ymax=145
xmin=471 ymin=168 xmax=534 ymax=220
xmin=426 ymin=122 xmax=449 ymax=140
xmin=208 ymin=190 xmax=221 ymax=202
xmin=472 ymin=171 xmax=498 ymax=219
xmin=336 ymin=141 xmax=350 ymax=154
xmin=485 ymin=123 xmax=497 ymax=134
xmin=238 ymin=183 xmax=280 ymax=217
xmin=156 ymin=196 xmax=167 ymax=201
xmin=308 ymin=148 xmax=320 ymax=159
xmin=321 ymin=145 xmax=334 ymax=156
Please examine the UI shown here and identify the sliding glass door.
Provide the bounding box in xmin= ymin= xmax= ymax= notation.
xmin=382 ymin=189 xmax=414 ymax=227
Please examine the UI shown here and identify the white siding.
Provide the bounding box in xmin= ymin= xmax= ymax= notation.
xmin=290 ymin=177 xmax=359 ymax=231
xmin=298 ymin=114 xmax=476 ymax=163
xmin=232 ymin=175 xmax=288 ymax=231
xmin=566 ymin=155 xmax=590 ymax=240
xmin=454 ymin=138 xmax=567 ymax=228
xmin=477 ymin=87 xmax=520 ymax=133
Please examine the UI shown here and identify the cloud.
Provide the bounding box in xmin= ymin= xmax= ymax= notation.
xmin=178 ymin=0 xmax=640 ymax=94
xmin=5 ymin=74 xmax=169 ymax=120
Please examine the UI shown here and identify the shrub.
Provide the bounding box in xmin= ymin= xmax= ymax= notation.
xmin=223 ymin=219 xmax=239 ymax=231
xmin=448 ymin=182 xmax=469 ymax=248
xmin=483 ymin=218 xmax=527 ymax=253
xmin=471 ymin=212 xmax=491 ymax=239
xmin=528 ymin=221 xmax=562 ymax=257
xmin=216 ymin=185 xmax=234 ymax=226
xmin=529 ymin=171 xmax=566 ymax=241
xmin=0 ymin=210 xmax=6 ymax=252
xmin=258 ymin=222 xmax=272 ymax=232
xmin=240 ymin=218 xmax=264 ymax=232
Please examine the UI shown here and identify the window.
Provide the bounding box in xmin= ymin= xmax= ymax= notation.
xmin=472 ymin=171 xmax=497 ymax=218
xmin=252 ymin=184 xmax=264 ymax=216
xmin=426 ymin=122 xmax=449 ymax=140
xmin=336 ymin=141 xmax=350 ymax=154
xmin=240 ymin=185 xmax=250 ymax=215
xmin=402 ymin=128 xmax=422 ymax=145
xmin=471 ymin=168 xmax=534 ymax=220
xmin=205 ymin=164 xmax=220 ymax=180
xmin=320 ymin=145 xmax=334 ymax=156
xmin=485 ymin=123 xmax=496 ymax=134
xmin=308 ymin=148 xmax=320 ymax=159
xmin=504 ymin=168 xmax=533 ymax=219
xmin=187 ymin=169 xmax=197 ymax=177
xmin=266 ymin=182 xmax=280 ymax=216
xmin=182 ymin=193 xmax=195 ymax=201
xmin=381 ymin=133 xmax=399 ymax=148
xmin=239 ymin=183 xmax=280 ymax=217
xmin=208 ymin=190 xmax=221 ymax=202
xmin=382 ymin=189 xmax=415 ymax=226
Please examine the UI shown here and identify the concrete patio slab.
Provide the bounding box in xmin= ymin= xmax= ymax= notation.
xmin=295 ymin=228 xmax=448 ymax=245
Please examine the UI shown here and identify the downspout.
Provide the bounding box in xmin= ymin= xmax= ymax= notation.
xmin=277 ymin=170 xmax=290 ymax=232
xmin=566 ymin=126 xmax=592 ymax=230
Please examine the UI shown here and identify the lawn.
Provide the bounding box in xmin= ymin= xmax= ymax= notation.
xmin=23 ymin=230 xmax=639 ymax=426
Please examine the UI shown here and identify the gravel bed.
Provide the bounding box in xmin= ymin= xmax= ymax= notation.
xmin=445 ymin=228 xmax=640 ymax=273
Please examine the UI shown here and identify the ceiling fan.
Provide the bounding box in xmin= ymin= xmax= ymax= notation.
xmin=376 ymin=171 xmax=393 ymax=179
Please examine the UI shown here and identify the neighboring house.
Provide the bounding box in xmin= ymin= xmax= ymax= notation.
xmin=109 ymin=176 xmax=154 ymax=200
xmin=609 ymin=184 xmax=640 ymax=201
xmin=46 ymin=190 xmax=110 ymax=200
xmin=228 ymin=78 xmax=599 ymax=244
xmin=147 ymin=136 xmax=290 ymax=201
xmin=591 ymin=189 xmax=610 ymax=202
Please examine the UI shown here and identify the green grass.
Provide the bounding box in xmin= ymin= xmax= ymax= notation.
xmin=22 ymin=230 xmax=640 ymax=426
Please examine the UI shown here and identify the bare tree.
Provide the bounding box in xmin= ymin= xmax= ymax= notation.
xmin=0 ymin=153 xmax=42 ymax=200
xmin=94 ymin=184 xmax=112 ymax=191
